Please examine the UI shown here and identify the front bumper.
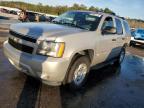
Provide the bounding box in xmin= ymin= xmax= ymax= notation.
xmin=130 ymin=39 xmax=144 ymax=45
xmin=3 ymin=41 xmax=70 ymax=86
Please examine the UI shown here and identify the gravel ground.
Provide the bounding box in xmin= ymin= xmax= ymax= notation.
xmin=127 ymin=46 xmax=144 ymax=57
xmin=0 ymin=46 xmax=143 ymax=108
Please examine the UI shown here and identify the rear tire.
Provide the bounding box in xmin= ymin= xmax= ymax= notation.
xmin=130 ymin=41 xmax=136 ymax=47
xmin=67 ymin=56 xmax=90 ymax=90
xmin=115 ymin=48 xmax=126 ymax=65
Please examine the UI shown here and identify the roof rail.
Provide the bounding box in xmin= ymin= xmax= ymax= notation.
xmin=109 ymin=12 xmax=116 ymax=16
xmin=117 ymin=16 xmax=126 ymax=20
xmin=96 ymin=11 xmax=116 ymax=16
xmin=95 ymin=11 xmax=126 ymax=20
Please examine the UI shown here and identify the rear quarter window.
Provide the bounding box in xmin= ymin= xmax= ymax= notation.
xmin=123 ymin=21 xmax=131 ymax=35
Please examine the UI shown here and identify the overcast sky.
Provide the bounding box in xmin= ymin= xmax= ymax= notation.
xmin=3 ymin=0 xmax=144 ymax=19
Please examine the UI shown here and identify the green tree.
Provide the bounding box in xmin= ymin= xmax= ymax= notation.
xmin=89 ymin=6 xmax=95 ymax=11
xmin=104 ymin=8 xmax=114 ymax=14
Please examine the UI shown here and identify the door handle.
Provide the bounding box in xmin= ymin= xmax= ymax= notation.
xmin=112 ymin=39 xmax=116 ymax=41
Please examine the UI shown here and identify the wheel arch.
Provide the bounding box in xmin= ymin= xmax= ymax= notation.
xmin=63 ymin=49 xmax=94 ymax=84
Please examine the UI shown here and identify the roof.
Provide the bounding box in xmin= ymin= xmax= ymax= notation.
xmin=69 ymin=10 xmax=125 ymax=20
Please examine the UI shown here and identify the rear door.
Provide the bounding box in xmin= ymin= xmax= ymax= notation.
xmin=114 ymin=18 xmax=124 ymax=55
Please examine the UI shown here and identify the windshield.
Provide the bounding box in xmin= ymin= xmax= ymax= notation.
xmin=53 ymin=11 xmax=102 ymax=31
xmin=137 ymin=29 xmax=144 ymax=34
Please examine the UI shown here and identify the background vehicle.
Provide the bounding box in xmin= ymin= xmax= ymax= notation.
xmin=0 ymin=8 xmax=9 ymax=13
xmin=9 ymin=10 xmax=17 ymax=15
xmin=0 ymin=6 xmax=20 ymax=15
xmin=45 ymin=14 xmax=58 ymax=22
xmin=3 ymin=11 xmax=131 ymax=90
xmin=18 ymin=10 xmax=48 ymax=22
xmin=130 ymin=28 xmax=144 ymax=46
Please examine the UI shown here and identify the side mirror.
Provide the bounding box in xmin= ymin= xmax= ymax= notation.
xmin=102 ymin=26 xmax=116 ymax=35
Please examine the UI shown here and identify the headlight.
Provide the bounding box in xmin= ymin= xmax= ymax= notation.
xmin=37 ymin=41 xmax=65 ymax=58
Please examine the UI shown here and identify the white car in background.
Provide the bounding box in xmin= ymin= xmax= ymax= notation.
xmin=130 ymin=28 xmax=144 ymax=46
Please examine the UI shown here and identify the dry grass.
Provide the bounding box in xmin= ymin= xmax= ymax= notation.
xmin=127 ymin=19 xmax=144 ymax=28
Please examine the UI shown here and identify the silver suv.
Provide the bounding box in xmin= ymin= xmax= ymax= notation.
xmin=3 ymin=11 xmax=131 ymax=89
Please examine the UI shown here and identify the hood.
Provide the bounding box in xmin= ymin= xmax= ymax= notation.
xmin=10 ymin=23 xmax=86 ymax=40
xmin=135 ymin=33 xmax=144 ymax=40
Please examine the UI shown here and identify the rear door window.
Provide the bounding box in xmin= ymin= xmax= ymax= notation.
xmin=115 ymin=18 xmax=123 ymax=35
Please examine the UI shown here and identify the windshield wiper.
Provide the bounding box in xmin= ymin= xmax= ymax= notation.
xmin=69 ymin=23 xmax=89 ymax=30
xmin=74 ymin=24 xmax=89 ymax=30
xmin=52 ymin=20 xmax=62 ymax=24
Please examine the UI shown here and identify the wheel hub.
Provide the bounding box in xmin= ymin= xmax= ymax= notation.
xmin=73 ymin=63 xmax=88 ymax=85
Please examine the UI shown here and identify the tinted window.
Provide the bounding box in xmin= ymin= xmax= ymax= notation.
xmin=28 ymin=12 xmax=36 ymax=16
xmin=115 ymin=18 xmax=123 ymax=34
xmin=102 ymin=17 xmax=114 ymax=30
xmin=101 ymin=17 xmax=115 ymax=35
xmin=123 ymin=21 xmax=131 ymax=35
xmin=53 ymin=11 xmax=102 ymax=31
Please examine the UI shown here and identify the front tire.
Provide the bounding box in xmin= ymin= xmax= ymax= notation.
xmin=67 ymin=56 xmax=90 ymax=90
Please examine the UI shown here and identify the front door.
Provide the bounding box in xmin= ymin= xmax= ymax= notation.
xmin=95 ymin=16 xmax=118 ymax=64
